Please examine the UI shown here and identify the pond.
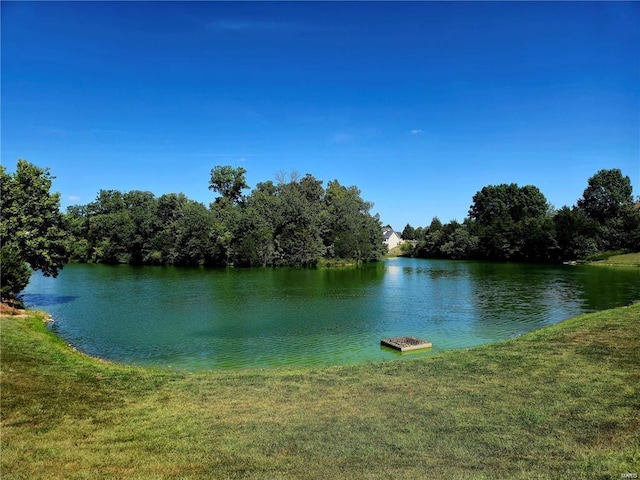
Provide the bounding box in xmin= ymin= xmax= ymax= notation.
xmin=21 ymin=258 xmax=640 ymax=370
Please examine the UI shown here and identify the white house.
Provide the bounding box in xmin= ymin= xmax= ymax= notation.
xmin=382 ymin=225 xmax=403 ymax=250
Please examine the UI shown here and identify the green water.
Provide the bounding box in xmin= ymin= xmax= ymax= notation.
xmin=22 ymin=258 xmax=640 ymax=370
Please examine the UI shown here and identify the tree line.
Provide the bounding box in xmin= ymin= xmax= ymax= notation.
xmin=1 ymin=160 xmax=638 ymax=304
xmin=400 ymin=169 xmax=640 ymax=263
xmin=1 ymin=161 xmax=386 ymax=301
xmin=65 ymin=165 xmax=386 ymax=268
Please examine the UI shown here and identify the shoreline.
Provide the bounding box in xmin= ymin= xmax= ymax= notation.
xmin=3 ymin=298 xmax=640 ymax=372
xmin=2 ymin=303 xmax=638 ymax=478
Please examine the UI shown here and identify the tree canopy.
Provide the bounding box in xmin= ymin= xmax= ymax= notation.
xmin=1 ymin=160 xmax=70 ymax=302
xmin=65 ymin=166 xmax=385 ymax=268
xmin=209 ymin=165 xmax=249 ymax=205
xmin=407 ymin=168 xmax=639 ymax=263
xmin=578 ymin=169 xmax=633 ymax=223
xmin=468 ymin=183 xmax=555 ymax=261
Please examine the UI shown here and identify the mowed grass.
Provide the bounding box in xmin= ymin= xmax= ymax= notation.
xmin=594 ymin=252 xmax=640 ymax=267
xmin=2 ymin=305 xmax=639 ymax=479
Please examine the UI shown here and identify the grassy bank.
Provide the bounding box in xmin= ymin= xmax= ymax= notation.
xmin=2 ymin=305 xmax=639 ymax=479
xmin=588 ymin=252 xmax=640 ymax=267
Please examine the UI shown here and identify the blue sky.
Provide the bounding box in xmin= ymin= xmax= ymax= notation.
xmin=2 ymin=1 xmax=639 ymax=230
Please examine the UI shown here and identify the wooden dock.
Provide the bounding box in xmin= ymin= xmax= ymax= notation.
xmin=381 ymin=336 xmax=432 ymax=352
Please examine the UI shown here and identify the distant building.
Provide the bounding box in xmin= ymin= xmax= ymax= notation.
xmin=382 ymin=225 xmax=403 ymax=250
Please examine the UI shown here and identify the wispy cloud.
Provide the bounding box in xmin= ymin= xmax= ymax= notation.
xmin=410 ymin=129 xmax=423 ymax=135
xmin=67 ymin=195 xmax=81 ymax=203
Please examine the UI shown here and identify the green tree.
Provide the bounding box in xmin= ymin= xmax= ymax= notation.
xmin=440 ymin=223 xmax=479 ymax=260
xmin=428 ymin=217 xmax=443 ymax=231
xmin=553 ymin=206 xmax=599 ymax=260
xmin=170 ymin=201 xmax=216 ymax=266
xmin=577 ymin=169 xmax=633 ymax=223
xmin=150 ymin=193 xmax=190 ymax=264
xmin=0 ymin=243 xmax=32 ymax=303
xmin=122 ymin=190 xmax=158 ymax=264
xmin=274 ymin=175 xmax=326 ymax=266
xmin=415 ymin=217 xmax=446 ymax=258
xmin=85 ymin=190 xmax=134 ymax=264
xmin=401 ymin=223 xmax=416 ymax=240
xmin=0 ymin=160 xmax=70 ymax=302
xmin=233 ymin=205 xmax=275 ymax=267
xmin=209 ymin=197 xmax=242 ymax=266
xmin=65 ymin=204 xmax=92 ymax=262
xmin=619 ymin=203 xmax=640 ymax=251
xmin=324 ymin=180 xmax=384 ymax=263
xmin=577 ymin=169 xmax=636 ymax=252
xmin=399 ymin=240 xmax=416 ymax=256
xmin=234 ymin=181 xmax=281 ymax=267
xmin=209 ymin=165 xmax=249 ymax=204
xmin=468 ymin=183 xmax=553 ymax=261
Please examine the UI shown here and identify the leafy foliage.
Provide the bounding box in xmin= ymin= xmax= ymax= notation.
xmin=577 ymin=168 xmax=633 ymax=223
xmin=467 ymin=183 xmax=553 ymax=261
xmin=408 ymin=168 xmax=638 ymax=263
xmin=209 ymin=165 xmax=249 ymax=205
xmin=66 ymin=166 xmax=385 ymax=268
xmin=401 ymin=223 xmax=416 ymax=240
xmin=1 ymin=160 xmax=70 ymax=301
xmin=0 ymin=244 xmax=32 ymax=302
xmin=6 ymin=161 xmax=636 ymax=278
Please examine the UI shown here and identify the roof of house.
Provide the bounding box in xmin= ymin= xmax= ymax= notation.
xmin=382 ymin=227 xmax=401 ymax=241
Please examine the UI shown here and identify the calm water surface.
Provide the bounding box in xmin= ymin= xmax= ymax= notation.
xmin=22 ymin=258 xmax=640 ymax=370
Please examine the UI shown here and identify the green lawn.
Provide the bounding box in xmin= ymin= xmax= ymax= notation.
xmin=592 ymin=252 xmax=640 ymax=267
xmin=2 ymin=304 xmax=639 ymax=479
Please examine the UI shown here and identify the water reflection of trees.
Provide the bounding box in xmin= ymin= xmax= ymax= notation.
xmin=402 ymin=265 xmax=465 ymax=279
xmin=572 ymin=266 xmax=640 ymax=310
xmin=23 ymin=260 xmax=640 ymax=369
xmin=466 ymin=262 xmax=640 ymax=340
xmin=193 ymin=263 xmax=388 ymax=340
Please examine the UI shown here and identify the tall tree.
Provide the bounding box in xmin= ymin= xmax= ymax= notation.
xmin=234 ymin=181 xmax=281 ymax=267
xmin=0 ymin=160 xmax=70 ymax=302
xmin=577 ymin=169 xmax=633 ymax=223
xmin=65 ymin=204 xmax=91 ymax=262
xmin=85 ymin=190 xmax=135 ymax=264
xmin=122 ymin=190 xmax=158 ymax=265
xmin=209 ymin=165 xmax=249 ymax=204
xmin=274 ymin=175 xmax=326 ymax=266
xmin=577 ymin=168 xmax=636 ymax=251
xmin=170 ymin=201 xmax=216 ymax=266
xmin=324 ymin=180 xmax=384 ymax=263
xmin=440 ymin=223 xmax=479 ymax=260
xmin=553 ymin=206 xmax=599 ymax=260
xmin=415 ymin=217 xmax=446 ymax=258
xmin=468 ymin=183 xmax=553 ymax=261
xmin=401 ymin=223 xmax=416 ymax=240
xmin=149 ymin=193 xmax=190 ymax=264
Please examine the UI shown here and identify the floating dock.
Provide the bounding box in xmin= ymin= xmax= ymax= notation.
xmin=381 ymin=336 xmax=433 ymax=352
